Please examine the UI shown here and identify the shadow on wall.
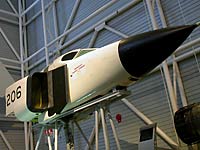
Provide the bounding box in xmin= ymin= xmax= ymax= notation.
xmin=119 ymin=140 xmax=172 ymax=150
xmin=120 ymin=140 xmax=138 ymax=150
xmin=0 ymin=97 xmax=5 ymax=115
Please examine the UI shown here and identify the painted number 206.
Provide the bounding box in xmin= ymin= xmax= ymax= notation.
xmin=6 ymin=86 xmax=21 ymax=107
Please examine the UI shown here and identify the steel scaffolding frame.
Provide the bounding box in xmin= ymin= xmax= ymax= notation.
xmin=0 ymin=0 xmax=195 ymax=149
xmin=0 ymin=0 xmax=20 ymax=71
xmin=0 ymin=1 xmax=21 ymax=149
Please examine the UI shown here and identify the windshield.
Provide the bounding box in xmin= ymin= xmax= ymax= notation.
xmin=61 ymin=51 xmax=78 ymax=61
xmin=61 ymin=48 xmax=96 ymax=61
xmin=74 ymin=49 xmax=96 ymax=58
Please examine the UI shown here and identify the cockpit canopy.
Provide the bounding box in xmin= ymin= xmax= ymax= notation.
xmin=61 ymin=48 xmax=96 ymax=61
xmin=44 ymin=48 xmax=96 ymax=72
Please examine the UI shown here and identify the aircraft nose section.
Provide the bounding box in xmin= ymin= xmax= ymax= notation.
xmin=118 ymin=25 xmax=197 ymax=78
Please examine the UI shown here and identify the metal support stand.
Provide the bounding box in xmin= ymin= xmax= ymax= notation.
xmin=95 ymin=109 xmax=99 ymax=150
xmin=78 ymin=90 xmax=128 ymax=150
xmin=34 ymin=90 xmax=128 ymax=150
xmin=84 ymin=110 xmax=101 ymax=150
xmin=47 ymin=134 xmax=53 ymax=150
xmin=100 ymin=107 xmax=110 ymax=150
xmin=64 ymin=121 xmax=75 ymax=150
xmin=83 ymin=105 xmax=122 ymax=150
xmin=35 ymin=126 xmax=45 ymax=150
xmin=34 ymin=124 xmax=60 ymax=150
xmin=74 ymin=120 xmax=93 ymax=149
xmin=107 ymin=110 xmax=121 ymax=150
xmin=54 ymin=121 xmax=58 ymax=150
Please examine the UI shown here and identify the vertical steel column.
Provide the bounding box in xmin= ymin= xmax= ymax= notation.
xmin=145 ymin=0 xmax=178 ymax=113
xmin=47 ymin=135 xmax=53 ymax=150
xmin=52 ymin=1 xmax=58 ymax=41
xmin=18 ymin=1 xmax=29 ymax=150
xmin=41 ymin=0 xmax=49 ymax=65
xmin=156 ymin=0 xmax=188 ymax=107
xmin=95 ymin=110 xmax=99 ymax=150
xmin=22 ymin=0 xmax=33 ymax=147
xmin=18 ymin=0 xmax=24 ymax=78
xmin=24 ymin=122 xmax=29 ymax=150
xmin=54 ymin=121 xmax=58 ymax=150
xmin=22 ymin=0 xmax=29 ymax=75
xmin=84 ymin=110 xmax=101 ymax=150
xmin=155 ymin=1 xmax=189 ymax=147
xmin=29 ymin=123 xmax=34 ymax=150
xmin=100 ymin=107 xmax=110 ymax=150
xmin=174 ymin=62 xmax=188 ymax=106
xmin=52 ymin=0 xmax=60 ymax=57
xmin=65 ymin=122 xmax=75 ymax=150
xmin=173 ymin=62 xmax=177 ymax=98
xmin=107 ymin=111 xmax=121 ymax=150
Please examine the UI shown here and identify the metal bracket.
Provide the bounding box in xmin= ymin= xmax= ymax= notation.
xmin=95 ymin=22 xmax=106 ymax=32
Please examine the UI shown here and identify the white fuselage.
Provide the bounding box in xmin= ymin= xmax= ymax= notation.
xmin=48 ymin=41 xmax=133 ymax=104
xmin=5 ymin=24 xmax=197 ymax=123
xmin=38 ymin=41 xmax=134 ymax=123
xmin=6 ymin=41 xmax=134 ymax=123
xmin=67 ymin=42 xmax=132 ymax=102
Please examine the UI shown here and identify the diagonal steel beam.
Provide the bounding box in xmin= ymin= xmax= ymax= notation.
xmin=60 ymin=0 xmax=117 ymax=46
xmin=25 ymin=0 xmax=143 ymax=70
xmin=21 ymin=0 xmax=40 ymax=17
xmin=104 ymin=25 xmax=129 ymax=38
xmin=121 ymin=98 xmax=178 ymax=149
xmin=59 ymin=0 xmax=81 ymax=46
xmin=25 ymin=1 xmax=53 ymax=26
xmin=74 ymin=120 xmax=93 ymax=150
xmin=35 ymin=126 xmax=45 ymax=150
xmin=0 ymin=16 xmax=18 ymax=25
xmin=0 ymin=9 xmax=18 ymax=17
xmin=6 ymin=0 xmax=19 ymax=16
xmin=0 ymin=28 xmax=20 ymax=60
xmin=0 ymin=130 xmax=14 ymax=150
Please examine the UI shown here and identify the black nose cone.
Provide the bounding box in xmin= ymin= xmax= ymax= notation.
xmin=118 ymin=25 xmax=197 ymax=78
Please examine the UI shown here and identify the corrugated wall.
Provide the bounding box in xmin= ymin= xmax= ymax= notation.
xmin=0 ymin=120 xmax=25 ymax=150
xmin=25 ymin=0 xmax=200 ymax=149
xmin=0 ymin=0 xmax=21 ymax=81
xmin=0 ymin=1 xmax=25 ymax=150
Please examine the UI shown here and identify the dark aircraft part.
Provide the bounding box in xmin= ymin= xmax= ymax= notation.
xmin=27 ymin=65 xmax=69 ymax=114
xmin=174 ymin=103 xmax=200 ymax=145
xmin=27 ymin=72 xmax=49 ymax=112
xmin=48 ymin=65 xmax=69 ymax=116
xmin=118 ymin=25 xmax=197 ymax=78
